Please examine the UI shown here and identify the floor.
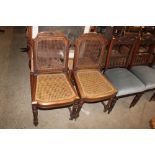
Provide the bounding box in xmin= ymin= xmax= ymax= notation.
xmin=0 ymin=27 xmax=155 ymax=129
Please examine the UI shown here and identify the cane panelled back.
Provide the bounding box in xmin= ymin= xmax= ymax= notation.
xmin=105 ymin=33 xmax=138 ymax=69
xmin=73 ymin=33 xmax=108 ymax=70
xmin=130 ymin=33 xmax=155 ymax=66
xmin=33 ymin=32 xmax=69 ymax=73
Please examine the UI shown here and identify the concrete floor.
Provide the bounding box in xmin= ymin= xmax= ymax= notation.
xmin=0 ymin=27 xmax=155 ymax=129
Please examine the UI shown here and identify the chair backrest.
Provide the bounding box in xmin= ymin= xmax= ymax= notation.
xmin=73 ymin=33 xmax=108 ymax=70
xmin=33 ymin=32 xmax=69 ymax=74
xmin=105 ymin=33 xmax=138 ymax=70
xmin=129 ymin=33 xmax=155 ymax=67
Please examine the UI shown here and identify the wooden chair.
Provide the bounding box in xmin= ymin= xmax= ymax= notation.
xmin=30 ymin=32 xmax=79 ymax=126
xmin=104 ymin=33 xmax=146 ymax=113
xmin=129 ymin=33 xmax=155 ymax=101
xmin=71 ymin=33 xmax=117 ymax=118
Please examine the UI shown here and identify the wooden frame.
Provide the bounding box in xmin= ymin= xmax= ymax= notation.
xmin=103 ymin=33 xmax=145 ymax=113
xmin=71 ymin=33 xmax=117 ymax=117
xmin=30 ymin=32 xmax=79 ymax=126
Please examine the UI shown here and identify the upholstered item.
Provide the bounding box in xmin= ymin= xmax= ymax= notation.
xmin=105 ymin=68 xmax=145 ymax=96
xmin=35 ymin=73 xmax=79 ymax=105
xmin=74 ymin=70 xmax=117 ymax=99
xmin=152 ymin=65 xmax=155 ymax=69
xmin=130 ymin=65 xmax=155 ymax=90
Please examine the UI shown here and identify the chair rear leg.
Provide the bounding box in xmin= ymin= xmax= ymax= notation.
xmin=32 ymin=104 xmax=38 ymax=126
xmin=69 ymin=100 xmax=81 ymax=120
xmin=102 ymin=101 xmax=109 ymax=112
xmin=70 ymin=100 xmax=84 ymax=120
xmin=108 ymin=97 xmax=117 ymax=114
xmin=129 ymin=93 xmax=143 ymax=108
xmin=150 ymin=92 xmax=155 ymax=101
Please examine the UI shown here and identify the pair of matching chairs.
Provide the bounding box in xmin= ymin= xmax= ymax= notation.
xmin=29 ymin=32 xmax=117 ymax=126
xmin=104 ymin=32 xmax=155 ymax=113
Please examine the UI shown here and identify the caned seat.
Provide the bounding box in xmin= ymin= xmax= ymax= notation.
xmin=105 ymin=68 xmax=146 ymax=96
xmin=130 ymin=66 xmax=155 ymax=90
xmin=74 ymin=69 xmax=117 ymax=99
xmin=35 ymin=73 xmax=78 ymax=105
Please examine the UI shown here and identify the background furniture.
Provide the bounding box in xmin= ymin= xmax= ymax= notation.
xmin=104 ymin=33 xmax=146 ymax=113
xmin=129 ymin=32 xmax=155 ymax=101
xmin=30 ymin=32 xmax=79 ymax=126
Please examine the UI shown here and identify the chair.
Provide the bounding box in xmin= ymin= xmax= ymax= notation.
xmin=104 ymin=33 xmax=146 ymax=113
xmin=129 ymin=33 xmax=155 ymax=101
xmin=72 ymin=33 xmax=117 ymax=117
xmin=30 ymin=32 xmax=79 ymax=126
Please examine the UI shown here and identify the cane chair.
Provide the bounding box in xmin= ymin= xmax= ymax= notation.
xmin=30 ymin=32 xmax=79 ymax=126
xmin=129 ymin=33 xmax=155 ymax=101
xmin=104 ymin=33 xmax=146 ymax=113
xmin=72 ymin=33 xmax=117 ymax=117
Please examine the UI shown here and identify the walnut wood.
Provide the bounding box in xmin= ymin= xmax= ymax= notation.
xmin=32 ymin=104 xmax=38 ymax=126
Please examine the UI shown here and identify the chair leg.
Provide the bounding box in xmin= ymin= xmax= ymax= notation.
xmin=32 ymin=104 xmax=38 ymax=126
xmin=102 ymin=101 xmax=108 ymax=112
xmin=108 ymin=97 xmax=117 ymax=114
xmin=129 ymin=93 xmax=143 ymax=108
xmin=150 ymin=92 xmax=155 ymax=101
xmin=69 ymin=100 xmax=80 ymax=120
xmin=70 ymin=100 xmax=84 ymax=120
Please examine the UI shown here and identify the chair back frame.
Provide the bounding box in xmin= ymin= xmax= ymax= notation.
xmin=73 ymin=33 xmax=108 ymax=71
xmin=32 ymin=32 xmax=70 ymax=74
xmin=104 ymin=33 xmax=139 ymax=70
xmin=129 ymin=33 xmax=155 ymax=68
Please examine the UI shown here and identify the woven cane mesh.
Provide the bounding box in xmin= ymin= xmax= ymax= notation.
xmin=34 ymin=34 xmax=68 ymax=72
xmin=74 ymin=34 xmax=106 ymax=69
xmin=35 ymin=73 xmax=78 ymax=105
xmin=75 ymin=70 xmax=117 ymax=99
